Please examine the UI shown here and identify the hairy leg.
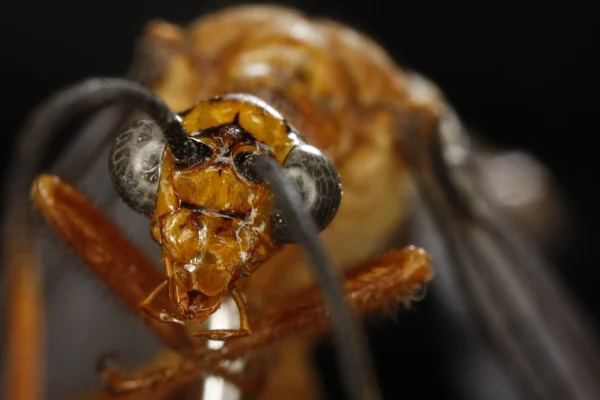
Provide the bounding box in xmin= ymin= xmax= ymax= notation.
xmin=92 ymin=246 xmax=432 ymax=397
xmin=222 ymin=246 xmax=432 ymax=359
xmin=31 ymin=174 xmax=191 ymax=351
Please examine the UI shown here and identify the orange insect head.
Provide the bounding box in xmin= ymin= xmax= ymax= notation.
xmin=109 ymin=92 xmax=342 ymax=324
xmin=150 ymin=94 xmax=301 ymax=320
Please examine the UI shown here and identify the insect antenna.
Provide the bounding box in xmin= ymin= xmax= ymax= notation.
xmin=51 ymin=50 xmax=162 ymax=183
xmin=246 ymin=154 xmax=381 ymax=400
xmin=3 ymin=78 xmax=203 ymax=268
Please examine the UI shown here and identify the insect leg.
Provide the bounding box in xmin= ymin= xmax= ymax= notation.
xmin=31 ymin=173 xmax=191 ymax=351
xmin=96 ymin=350 xmax=260 ymax=398
xmin=3 ymin=249 xmax=44 ymax=400
xmin=87 ymin=246 xmax=431 ymax=398
xmin=97 ymin=352 xmax=200 ymax=396
xmin=193 ymin=289 xmax=251 ymax=341
xmin=220 ymin=246 xmax=433 ymax=360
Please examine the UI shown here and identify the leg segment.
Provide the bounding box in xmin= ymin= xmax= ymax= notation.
xmin=31 ymin=174 xmax=191 ymax=351
xmin=3 ymin=246 xmax=44 ymax=400
xmin=97 ymin=352 xmax=199 ymax=395
xmin=89 ymin=246 xmax=432 ymax=398
xmin=221 ymin=246 xmax=433 ymax=359
xmin=95 ymin=350 xmax=262 ymax=399
xmin=193 ymin=289 xmax=252 ymax=341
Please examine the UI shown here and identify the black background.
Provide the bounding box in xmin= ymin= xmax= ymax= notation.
xmin=0 ymin=0 xmax=597 ymax=398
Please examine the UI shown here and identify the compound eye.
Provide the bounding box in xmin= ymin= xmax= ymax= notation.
xmin=271 ymin=144 xmax=342 ymax=244
xmin=109 ymin=119 xmax=165 ymax=217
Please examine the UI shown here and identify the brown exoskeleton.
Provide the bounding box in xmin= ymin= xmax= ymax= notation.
xmin=4 ymin=4 xmax=600 ymax=400
xmin=109 ymin=93 xmax=343 ymax=341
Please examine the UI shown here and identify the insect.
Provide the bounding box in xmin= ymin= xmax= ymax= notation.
xmin=2 ymin=4 xmax=600 ymax=400
xmin=2 ymin=5 xmax=433 ymax=400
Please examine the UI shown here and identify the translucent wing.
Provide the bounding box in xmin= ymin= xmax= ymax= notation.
xmin=0 ymin=48 xmax=168 ymax=400
xmin=399 ymin=95 xmax=600 ymax=399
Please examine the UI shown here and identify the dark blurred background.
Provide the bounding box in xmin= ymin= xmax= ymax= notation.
xmin=0 ymin=0 xmax=597 ymax=399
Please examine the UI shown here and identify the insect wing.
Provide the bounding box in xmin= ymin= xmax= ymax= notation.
xmin=401 ymin=113 xmax=600 ymax=400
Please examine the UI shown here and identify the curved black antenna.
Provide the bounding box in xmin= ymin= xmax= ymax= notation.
xmin=4 ymin=77 xmax=199 ymax=231
xmin=247 ymin=154 xmax=380 ymax=400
